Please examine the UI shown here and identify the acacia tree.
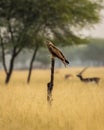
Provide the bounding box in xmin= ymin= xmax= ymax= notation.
xmin=0 ymin=0 xmax=103 ymax=84
xmin=0 ymin=0 xmax=39 ymax=84
xmin=0 ymin=20 xmax=30 ymax=84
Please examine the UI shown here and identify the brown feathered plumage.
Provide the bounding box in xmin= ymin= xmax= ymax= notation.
xmin=46 ymin=40 xmax=69 ymax=67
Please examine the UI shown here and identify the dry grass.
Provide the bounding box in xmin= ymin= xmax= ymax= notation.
xmin=0 ymin=67 xmax=104 ymax=130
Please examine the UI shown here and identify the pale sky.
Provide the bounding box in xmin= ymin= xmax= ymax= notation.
xmin=83 ymin=10 xmax=104 ymax=38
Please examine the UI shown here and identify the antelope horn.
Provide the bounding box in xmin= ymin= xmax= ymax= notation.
xmin=79 ymin=67 xmax=88 ymax=75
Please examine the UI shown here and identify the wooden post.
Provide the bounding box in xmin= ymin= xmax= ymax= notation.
xmin=47 ymin=57 xmax=55 ymax=105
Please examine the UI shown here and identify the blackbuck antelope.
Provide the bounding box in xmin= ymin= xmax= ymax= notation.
xmin=77 ymin=67 xmax=100 ymax=85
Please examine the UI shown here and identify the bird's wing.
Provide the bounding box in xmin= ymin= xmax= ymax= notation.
xmin=49 ymin=45 xmax=65 ymax=61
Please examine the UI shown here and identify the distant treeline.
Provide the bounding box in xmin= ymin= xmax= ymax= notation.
xmin=64 ymin=38 xmax=104 ymax=66
xmin=0 ymin=38 xmax=104 ymax=69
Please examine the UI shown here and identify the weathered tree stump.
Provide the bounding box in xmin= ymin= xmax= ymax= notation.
xmin=47 ymin=57 xmax=55 ymax=105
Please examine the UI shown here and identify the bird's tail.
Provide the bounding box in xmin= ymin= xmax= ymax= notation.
xmin=65 ymin=59 xmax=69 ymax=64
xmin=63 ymin=59 xmax=69 ymax=67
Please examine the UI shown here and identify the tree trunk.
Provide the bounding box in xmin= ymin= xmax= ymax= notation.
xmin=4 ymin=46 xmax=22 ymax=84
xmin=5 ymin=71 xmax=13 ymax=84
xmin=5 ymin=53 xmax=15 ymax=84
xmin=27 ymin=45 xmax=39 ymax=84
xmin=47 ymin=57 xmax=55 ymax=106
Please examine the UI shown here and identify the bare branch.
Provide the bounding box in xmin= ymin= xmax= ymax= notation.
xmin=15 ymin=47 xmax=23 ymax=57
xmin=8 ymin=19 xmax=15 ymax=44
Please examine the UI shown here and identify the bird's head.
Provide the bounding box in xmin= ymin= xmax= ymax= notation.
xmin=45 ymin=39 xmax=54 ymax=47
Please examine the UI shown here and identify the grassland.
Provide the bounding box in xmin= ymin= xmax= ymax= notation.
xmin=0 ymin=67 xmax=104 ymax=130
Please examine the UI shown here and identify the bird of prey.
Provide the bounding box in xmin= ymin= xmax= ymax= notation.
xmin=46 ymin=40 xmax=69 ymax=67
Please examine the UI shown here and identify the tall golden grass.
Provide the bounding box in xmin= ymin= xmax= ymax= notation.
xmin=0 ymin=67 xmax=104 ymax=130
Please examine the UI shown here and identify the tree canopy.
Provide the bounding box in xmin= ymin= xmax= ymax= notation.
xmin=0 ymin=0 xmax=103 ymax=46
